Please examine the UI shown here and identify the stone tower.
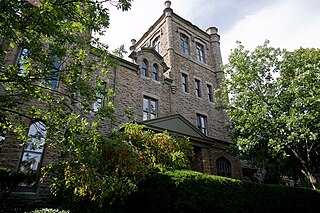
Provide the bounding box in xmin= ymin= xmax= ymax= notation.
xmin=111 ymin=1 xmax=241 ymax=177
xmin=127 ymin=1 xmax=229 ymax=142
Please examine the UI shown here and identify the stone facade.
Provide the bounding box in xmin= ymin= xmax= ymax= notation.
xmin=108 ymin=1 xmax=241 ymax=178
xmin=0 ymin=0 xmax=242 ymax=206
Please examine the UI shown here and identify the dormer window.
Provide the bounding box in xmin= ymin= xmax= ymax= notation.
xmin=153 ymin=36 xmax=160 ymax=53
xmin=180 ymin=33 xmax=189 ymax=54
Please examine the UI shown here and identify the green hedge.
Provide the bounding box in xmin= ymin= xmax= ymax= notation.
xmin=28 ymin=209 xmax=70 ymax=213
xmin=131 ymin=170 xmax=320 ymax=213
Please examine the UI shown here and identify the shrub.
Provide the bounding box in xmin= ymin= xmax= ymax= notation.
xmin=29 ymin=209 xmax=69 ymax=213
xmin=134 ymin=170 xmax=320 ymax=213
xmin=0 ymin=167 xmax=31 ymax=201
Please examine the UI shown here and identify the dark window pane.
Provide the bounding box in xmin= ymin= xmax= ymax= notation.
xmin=141 ymin=59 xmax=148 ymax=77
xmin=180 ymin=34 xmax=189 ymax=54
xmin=152 ymin=64 xmax=159 ymax=81
xmin=143 ymin=97 xmax=158 ymax=121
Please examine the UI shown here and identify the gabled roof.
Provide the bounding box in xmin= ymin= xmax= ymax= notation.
xmin=142 ymin=114 xmax=214 ymax=147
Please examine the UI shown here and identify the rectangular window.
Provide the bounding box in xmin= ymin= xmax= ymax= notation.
xmin=16 ymin=47 xmax=29 ymax=75
xmin=49 ymin=54 xmax=60 ymax=87
xmin=181 ymin=73 xmax=189 ymax=93
xmin=0 ymin=117 xmax=5 ymax=153
xmin=180 ymin=33 xmax=189 ymax=54
xmin=196 ymin=42 xmax=205 ymax=63
xmin=0 ymin=135 xmax=4 ymax=152
xmin=195 ymin=79 xmax=201 ymax=98
xmin=143 ymin=96 xmax=157 ymax=120
xmin=207 ymin=84 xmax=213 ymax=102
xmin=93 ymin=82 xmax=106 ymax=112
xmin=93 ymin=93 xmax=104 ymax=112
xmin=197 ymin=114 xmax=207 ymax=135
xmin=152 ymin=64 xmax=159 ymax=81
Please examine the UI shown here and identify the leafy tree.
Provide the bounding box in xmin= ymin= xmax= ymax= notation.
xmin=43 ymin=122 xmax=193 ymax=206
xmin=1 ymin=0 xmax=195 ymax=206
xmin=223 ymin=41 xmax=320 ymax=189
xmin=0 ymin=0 xmax=132 ymax=129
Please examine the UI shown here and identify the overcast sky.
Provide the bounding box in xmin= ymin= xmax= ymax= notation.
xmin=100 ymin=0 xmax=320 ymax=63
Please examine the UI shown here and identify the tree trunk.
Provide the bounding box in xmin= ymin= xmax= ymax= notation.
xmin=302 ymin=169 xmax=319 ymax=190
xmin=287 ymin=145 xmax=319 ymax=189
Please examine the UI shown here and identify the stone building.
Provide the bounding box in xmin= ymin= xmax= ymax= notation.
xmin=107 ymin=1 xmax=241 ymax=178
xmin=0 ymin=0 xmax=241 ymax=205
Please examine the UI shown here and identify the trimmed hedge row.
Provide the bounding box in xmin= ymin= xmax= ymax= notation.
xmin=131 ymin=170 xmax=320 ymax=213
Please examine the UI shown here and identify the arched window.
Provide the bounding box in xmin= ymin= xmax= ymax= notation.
xmin=141 ymin=59 xmax=148 ymax=77
xmin=153 ymin=36 xmax=160 ymax=53
xmin=216 ymin=157 xmax=232 ymax=178
xmin=152 ymin=64 xmax=159 ymax=81
xmin=18 ymin=121 xmax=46 ymax=190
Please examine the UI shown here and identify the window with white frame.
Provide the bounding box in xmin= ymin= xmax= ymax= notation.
xmin=143 ymin=96 xmax=157 ymax=120
xmin=216 ymin=157 xmax=232 ymax=177
xmin=196 ymin=42 xmax=205 ymax=63
xmin=181 ymin=73 xmax=189 ymax=93
xmin=140 ymin=59 xmax=148 ymax=77
xmin=180 ymin=33 xmax=189 ymax=54
xmin=152 ymin=64 xmax=159 ymax=81
xmin=153 ymin=36 xmax=160 ymax=53
xmin=196 ymin=114 xmax=207 ymax=135
xmin=207 ymin=84 xmax=213 ymax=102
xmin=195 ymin=79 xmax=202 ymax=98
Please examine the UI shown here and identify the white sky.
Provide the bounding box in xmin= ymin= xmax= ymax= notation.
xmin=100 ymin=0 xmax=320 ymax=64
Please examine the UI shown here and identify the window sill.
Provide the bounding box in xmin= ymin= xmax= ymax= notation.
xmin=151 ymin=79 xmax=161 ymax=84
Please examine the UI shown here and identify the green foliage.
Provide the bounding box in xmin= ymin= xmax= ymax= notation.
xmin=0 ymin=0 xmax=133 ymax=138
xmin=43 ymin=122 xmax=193 ymax=206
xmin=112 ymin=45 xmax=128 ymax=58
xmin=134 ymin=170 xmax=320 ymax=213
xmin=0 ymin=166 xmax=31 ymax=206
xmin=223 ymin=41 xmax=320 ymax=189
